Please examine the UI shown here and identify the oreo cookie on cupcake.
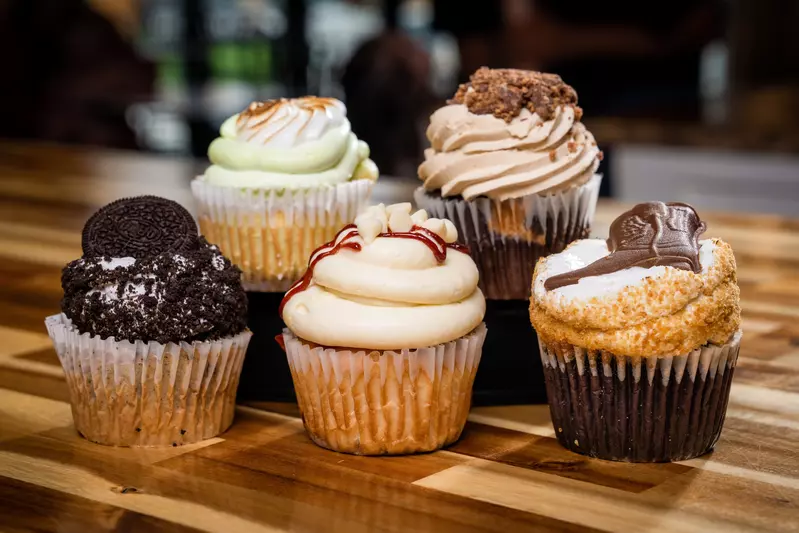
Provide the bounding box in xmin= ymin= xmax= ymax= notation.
xmin=530 ymin=202 xmax=742 ymax=462
xmin=45 ymin=196 xmax=251 ymax=446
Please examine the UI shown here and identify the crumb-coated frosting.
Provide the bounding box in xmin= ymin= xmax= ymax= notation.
xmin=62 ymin=196 xmax=247 ymax=343
xmin=281 ymin=203 xmax=486 ymax=349
xmin=62 ymin=238 xmax=247 ymax=344
xmin=530 ymin=236 xmax=740 ymax=357
xmin=203 ymin=97 xmax=378 ymax=189
xmin=419 ymin=68 xmax=601 ymax=201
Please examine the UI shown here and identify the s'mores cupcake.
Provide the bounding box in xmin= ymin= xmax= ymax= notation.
xmin=279 ymin=203 xmax=487 ymax=455
xmin=530 ymin=202 xmax=741 ymax=462
xmin=192 ymin=97 xmax=378 ymax=291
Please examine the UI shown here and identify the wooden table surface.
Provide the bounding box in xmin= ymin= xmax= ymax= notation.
xmin=1 ymin=141 xmax=798 ymax=533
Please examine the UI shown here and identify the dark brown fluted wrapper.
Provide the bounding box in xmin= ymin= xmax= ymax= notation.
xmin=414 ymin=175 xmax=601 ymax=300
xmin=539 ymin=333 xmax=741 ymax=462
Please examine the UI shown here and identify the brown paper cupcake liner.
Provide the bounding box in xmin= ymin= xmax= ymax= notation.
xmin=45 ymin=314 xmax=251 ymax=447
xmin=538 ymin=331 xmax=742 ymax=462
xmin=414 ymin=175 xmax=601 ymax=300
xmin=282 ymin=323 xmax=487 ymax=455
xmin=192 ymin=178 xmax=374 ymax=292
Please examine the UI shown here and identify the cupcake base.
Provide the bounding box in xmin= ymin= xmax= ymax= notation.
xmin=539 ymin=333 xmax=741 ymax=462
xmin=414 ymin=174 xmax=601 ymax=300
xmin=192 ymin=178 xmax=373 ymax=292
xmin=45 ymin=314 xmax=251 ymax=447
xmin=282 ymin=324 xmax=487 ymax=455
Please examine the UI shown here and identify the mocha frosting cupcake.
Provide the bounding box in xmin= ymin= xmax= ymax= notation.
xmin=530 ymin=202 xmax=741 ymax=462
xmin=45 ymin=196 xmax=251 ymax=446
xmin=279 ymin=203 xmax=487 ymax=455
xmin=192 ymin=97 xmax=378 ymax=291
xmin=416 ymin=67 xmax=602 ymax=300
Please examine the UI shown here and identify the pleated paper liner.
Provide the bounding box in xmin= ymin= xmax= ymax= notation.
xmin=192 ymin=178 xmax=374 ymax=292
xmin=414 ymin=174 xmax=601 ymax=300
xmin=539 ymin=331 xmax=742 ymax=462
xmin=45 ymin=314 xmax=251 ymax=447
xmin=282 ymin=323 xmax=487 ymax=455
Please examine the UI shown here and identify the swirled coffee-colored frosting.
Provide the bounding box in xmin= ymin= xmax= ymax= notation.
xmin=530 ymin=203 xmax=741 ymax=357
xmin=281 ymin=203 xmax=485 ymax=349
xmin=203 ymin=97 xmax=378 ymax=189
xmin=419 ymin=68 xmax=601 ymax=201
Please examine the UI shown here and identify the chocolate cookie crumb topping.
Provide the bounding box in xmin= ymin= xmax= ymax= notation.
xmin=450 ymin=67 xmax=580 ymax=122
xmin=82 ymin=196 xmax=198 ymax=259
xmin=62 ymin=237 xmax=247 ymax=343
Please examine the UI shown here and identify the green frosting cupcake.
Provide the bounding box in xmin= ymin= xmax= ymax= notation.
xmin=202 ymin=97 xmax=378 ymax=190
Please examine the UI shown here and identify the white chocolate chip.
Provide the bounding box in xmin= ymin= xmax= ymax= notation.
xmin=442 ymin=219 xmax=459 ymax=244
xmin=386 ymin=202 xmax=412 ymax=217
xmin=364 ymin=204 xmax=387 ymax=232
xmin=421 ymin=218 xmax=446 ymax=239
xmin=410 ymin=209 xmax=429 ymax=225
xmin=355 ymin=214 xmax=383 ymax=244
xmin=388 ymin=210 xmax=413 ymax=233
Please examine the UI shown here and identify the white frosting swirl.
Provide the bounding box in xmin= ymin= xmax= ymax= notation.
xmin=235 ymin=97 xmax=348 ymax=148
xmin=282 ymin=204 xmax=486 ymax=349
xmin=419 ymin=104 xmax=600 ymax=201
xmin=203 ymin=97 xmax=378 ymax=189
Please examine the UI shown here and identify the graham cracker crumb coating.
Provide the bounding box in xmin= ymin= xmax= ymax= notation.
xmin=530 ymin=239 xmax=741 ymax=357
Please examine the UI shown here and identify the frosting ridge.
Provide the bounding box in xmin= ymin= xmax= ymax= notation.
xmin=419 ymin=104 xmax=600 ymax=201
xmin=281 ymin=203 xmax=485 ymax=349
xmin=203 ymin=97 xmax=378 ymax=189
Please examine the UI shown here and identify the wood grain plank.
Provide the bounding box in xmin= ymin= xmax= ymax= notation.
xmin=0 ymin=476 xmax=201 ymax=533
xmin=414 ymin=459 xmax=772 ymax=533
xmin=0 ymin=444 xmax=281 ymax=533
xmin=448 ymin=422 xmax=692 ymax=493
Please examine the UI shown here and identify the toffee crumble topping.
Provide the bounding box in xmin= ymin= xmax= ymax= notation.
xmin=450 ymin=67 xmax=581 ymax=122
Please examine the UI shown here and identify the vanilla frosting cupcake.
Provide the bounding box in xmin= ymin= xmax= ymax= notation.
xmin=530 ymin=202 xmax=742 ymax=462
xmin=279 ymin=203 xmax=487 ymax=455
xmin=415 ymin=67 xmax=602 ymax=300
xmin=46 ymin=196 xmax=251 ymax=446
xmin=192 ymin=97 xmax=378 ymax=291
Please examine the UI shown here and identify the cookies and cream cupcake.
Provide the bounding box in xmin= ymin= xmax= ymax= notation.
xmin=530 ymin=202 xmax=742 ymax=462
xmin=46 ymin=196 xmax=251 ymax=446
xmin=416 ymin=67 xmax=602 ymax=300
xmin=279 ymin=203 xmax=487 ymax=455
xmin=192 ymin=97 xmax=378 ymax=291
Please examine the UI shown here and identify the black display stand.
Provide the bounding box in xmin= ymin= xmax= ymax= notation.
xmin=236 ymin=293 xmax=547 ymax=405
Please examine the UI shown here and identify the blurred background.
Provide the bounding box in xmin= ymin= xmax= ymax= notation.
xmin=0 ymin=0 xmax=797 ymax=214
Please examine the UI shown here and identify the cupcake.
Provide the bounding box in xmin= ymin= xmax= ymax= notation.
xmin=530 ymin=202 xmax=742 ymax=462
xmin=45 ymin=196 xmax=251 ymax=447
xmin=279 ymin=203 xmax=487 ymax=455
xmin=416 ymin=67 xmax=602 ymax=300
xmin=192 ymin=97 xmax=379 ymax=292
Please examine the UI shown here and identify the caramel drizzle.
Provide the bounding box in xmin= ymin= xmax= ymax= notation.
xmin=279 ymin=224 xmax=469 ymax=317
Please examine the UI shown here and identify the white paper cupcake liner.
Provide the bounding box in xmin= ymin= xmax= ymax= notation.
xmin=192 ymin=178 xmax=375 ymax=292
xmin=538 ymin=331 xmax=742 ymax=462
xmin=282 ymin=323 xmax=487 ymax=455
xmin=45 ymin=314 xmax=252 ymax=447
xmin=415 ymin=174 xmax=602 ymax=300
